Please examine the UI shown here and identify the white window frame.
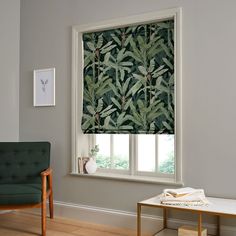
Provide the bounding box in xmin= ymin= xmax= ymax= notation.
xmin=91 ymin=134 xmax=130 ymax=175
xmin=134 ymin=135 xmax=174 ymax=178
xmin=71 ymin=8 xmax=182 ymax=183
xmin=93 ymin=134 xmax=175 ymax=179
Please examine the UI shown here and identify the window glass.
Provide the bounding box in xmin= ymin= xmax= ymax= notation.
xmin=95 ymin=134 xmax=175 ymax=175
xmin=113 ymin=134 xmax=129 ymax=170
xmin=158 ymin=135 xmax=175 ymax=174
xmin=137 ymin=135 xmax=156 ymax=172
xmin=96 ymin=134 xmax=111 ymax=168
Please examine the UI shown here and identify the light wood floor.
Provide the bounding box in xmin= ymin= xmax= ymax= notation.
xmin=0 ymin=211 xmax=151 ymax=236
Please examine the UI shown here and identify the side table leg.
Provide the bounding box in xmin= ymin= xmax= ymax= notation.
xmin=163 ymin=208 xmax=167 ymax=229
xmin=137 ymin=203 xmax=142 ymax=236
xmin=217 ymin=215 xmax=220 ymax=236
xmin=198 ymin=213 xmax=202 ymax=236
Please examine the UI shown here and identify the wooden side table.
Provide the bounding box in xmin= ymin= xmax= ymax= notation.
xmin=137 ymin=196 xmax=236 ymax=236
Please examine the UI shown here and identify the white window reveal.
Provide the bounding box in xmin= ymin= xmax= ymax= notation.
xmin=71 ymin=8 xmax=182 ymax=184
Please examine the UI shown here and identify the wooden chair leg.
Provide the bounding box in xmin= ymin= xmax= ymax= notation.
xmin=48 ymin=172 xmax=54 ymax=219
xmin=49 ymin=191 xmax=54 ymax=219
xmin=41 ymin=172 xmax=47 ymax=236
xmin=41 ymin=200 xmax=46 ymax=236
xmin=41 ymin=168 xmax=53 ymax=235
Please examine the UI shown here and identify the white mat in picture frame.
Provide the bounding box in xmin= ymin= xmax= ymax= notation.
xmin=33 ymin=67 xmax=55 ymax=106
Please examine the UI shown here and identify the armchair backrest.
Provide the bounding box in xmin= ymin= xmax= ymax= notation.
xmin=0 ymin=142 xmax=50 ymax=184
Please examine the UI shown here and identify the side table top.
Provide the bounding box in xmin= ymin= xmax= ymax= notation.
xmin=139 ymin=196 xmax=236 ymax=217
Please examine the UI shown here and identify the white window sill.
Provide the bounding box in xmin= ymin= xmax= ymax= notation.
xmin=70 ymin=172 xmax=184 ymax=186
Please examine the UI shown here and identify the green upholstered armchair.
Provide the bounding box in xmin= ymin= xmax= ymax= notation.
xmin=0 ymin=142 xmax=53 ymax=236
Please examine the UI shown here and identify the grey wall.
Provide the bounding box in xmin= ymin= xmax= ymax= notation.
xmin=0 ymin=0 xmax=20 ymax=141
xmin=19 ymin=0 xmax=236 ymax=220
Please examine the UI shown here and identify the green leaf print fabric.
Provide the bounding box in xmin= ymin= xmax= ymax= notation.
xmin=82 ymin=19 xmax=175 ymax=134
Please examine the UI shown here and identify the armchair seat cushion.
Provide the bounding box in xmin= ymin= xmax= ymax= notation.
xmin=0 ymin=184 xmax=42 ymax=205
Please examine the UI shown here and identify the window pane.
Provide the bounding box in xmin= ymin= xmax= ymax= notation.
xmin=137 ymin=135 xmax=156 ymax=172
xmin=96 ymin=134 xmax=111 ymax=168
xmin=158 ymin=135 xmax=175 ymax=174
xmin=113 ymin=134 xmax=129 ymax=170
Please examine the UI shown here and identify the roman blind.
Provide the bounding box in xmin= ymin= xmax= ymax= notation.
xmin=81 ymin=19 xmax=174 ymax=134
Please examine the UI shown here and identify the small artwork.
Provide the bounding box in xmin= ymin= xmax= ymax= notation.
xmin=78 ymin=157 xmax=90 ymax=174
xmin=33 ymin=68 xmax=55 ymax=106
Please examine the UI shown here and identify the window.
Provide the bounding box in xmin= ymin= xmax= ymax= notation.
xmin=71 ymin=8 xmax=182 ymax=184
xmin=95 ymin=134 xmax=129 ymax=171
xmin=94 ymin=134 xmax=175 ymax=178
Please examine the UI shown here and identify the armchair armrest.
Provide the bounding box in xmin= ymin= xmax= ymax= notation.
xmin=41 ymin=168 xmax=53 ymax=200
xmin=41 ymin=168 xmax=52 ymax=177
xmin=41 ymin=167 xmax=54 ymax=225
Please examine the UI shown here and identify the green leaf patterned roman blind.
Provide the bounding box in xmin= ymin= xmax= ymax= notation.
xmin=81 ymin=19 xmax=175 ymax=134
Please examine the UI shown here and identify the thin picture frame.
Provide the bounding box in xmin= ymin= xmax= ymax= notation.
xmin=33 ymin=68 xmax=56 ymax=106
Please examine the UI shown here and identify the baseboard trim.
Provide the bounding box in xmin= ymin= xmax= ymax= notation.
xmin=0 ymin=210 xmax=13 ymax=214
xmin=34 ymin=200 xmax=236 ymax=235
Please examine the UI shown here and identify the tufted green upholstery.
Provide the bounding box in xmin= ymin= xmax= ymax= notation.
xmin=0 ymin=142 xmax=53 ymax=236
xmin=0 ymin=183 xmax=42 ymax=205
xmin=0 ymin=142 xmax=50 ymax=184
xmin=0 ymin=142 xmax=50 ymax=205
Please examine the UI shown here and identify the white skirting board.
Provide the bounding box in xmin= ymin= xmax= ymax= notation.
xmin=0 ymin=210 xmax=13 ymax=214
xmin=32 ymin=201 xmax=236 ymax=236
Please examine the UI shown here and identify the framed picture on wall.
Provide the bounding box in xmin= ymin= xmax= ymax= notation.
xmin=33 ymin=68 xmax=55 ymax=106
